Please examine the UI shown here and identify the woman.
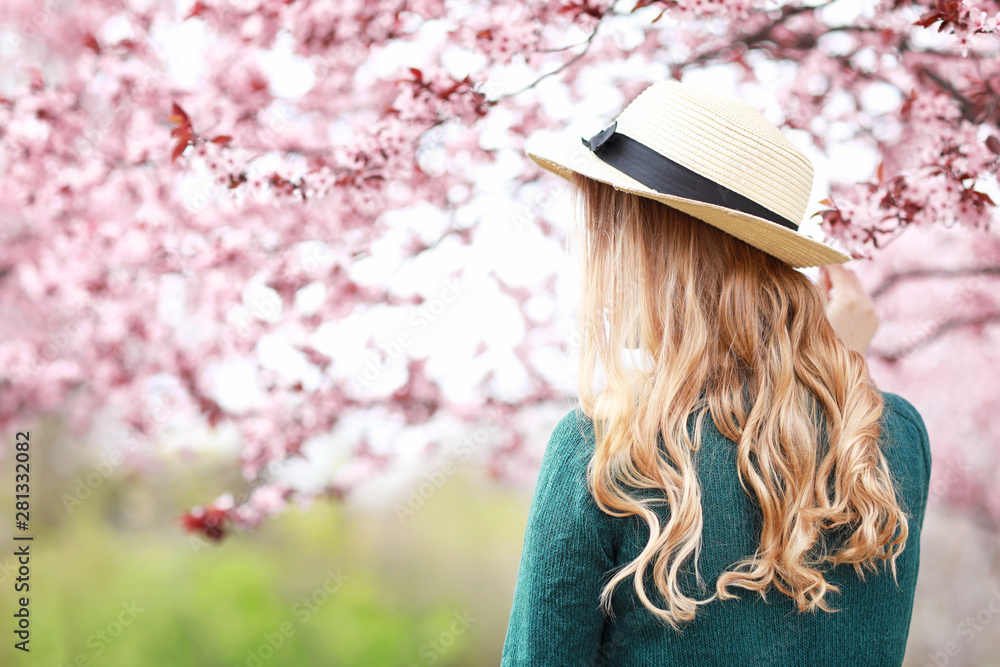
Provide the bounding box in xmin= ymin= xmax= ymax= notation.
xmin=501 ymin=81 xmax=931 ymax=666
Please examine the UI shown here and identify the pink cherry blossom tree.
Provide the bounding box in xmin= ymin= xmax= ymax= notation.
xmin=0 ymin=0 xmax=997 ymax=540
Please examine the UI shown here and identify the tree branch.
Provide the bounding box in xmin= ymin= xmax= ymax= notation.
xmin=492 ymin=16 xmax=604 ymax=101
xmin=870 ymin=312 xmax=1000 ymax=362
xmin=871 ymin=265 xmax=1000 ymax=300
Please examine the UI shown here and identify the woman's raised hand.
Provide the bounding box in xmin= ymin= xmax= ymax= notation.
xmin=818 ymin=264 xmax=880 ymax=355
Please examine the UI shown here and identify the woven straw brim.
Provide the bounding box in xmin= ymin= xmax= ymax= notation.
xmin=526 ymin=137 xmax=850 ymax=269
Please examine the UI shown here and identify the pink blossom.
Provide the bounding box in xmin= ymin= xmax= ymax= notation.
xmin=0 ymin=0 xmax=998 ymax=538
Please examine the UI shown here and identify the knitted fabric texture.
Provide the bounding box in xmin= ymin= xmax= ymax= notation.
xmin=501 ymin=391 xmax=931 ymax=667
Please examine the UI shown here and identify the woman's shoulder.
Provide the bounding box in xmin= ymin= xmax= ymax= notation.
xmin=553 ymin=393 xmax=925 ymax=432
xmin=552 ymin=404 xmax=594 ymax=441
xmin=878 ymin=390 xmax=932 ymax=487
xmin=543 ymin=404 xmax=597 ymax=470
xmin=880 ymin=390 xmax=926 ymax=431
xmin=879 ymin=390 xmax=929 ymax=447
xmin=547 ymin=393 xmax=930 ymax=475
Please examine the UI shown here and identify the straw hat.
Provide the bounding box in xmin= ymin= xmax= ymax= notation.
xmin=524 ymin=79 xmax=850 ymax=268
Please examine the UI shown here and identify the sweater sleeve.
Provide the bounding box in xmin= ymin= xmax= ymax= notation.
xmin=881 ymin=391 xmax=932 ymax=527
xmin=501 ymin=408 xmax=615 ymax=667
xmin=882 ymin=392 xmax=931 ymax=486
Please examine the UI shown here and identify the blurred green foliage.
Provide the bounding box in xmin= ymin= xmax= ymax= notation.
xmin=0 ymin=437 xmax=531 ymax=667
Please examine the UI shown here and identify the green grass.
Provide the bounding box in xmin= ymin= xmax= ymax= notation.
xmin=0 ymin=457 xmax=531 ymax=667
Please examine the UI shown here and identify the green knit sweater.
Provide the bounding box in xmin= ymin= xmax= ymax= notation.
xmin=501 ymin=391 xmax=931 ymax=667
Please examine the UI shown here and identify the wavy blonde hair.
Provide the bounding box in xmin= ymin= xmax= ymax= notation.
xmin=569 ymin=173 xmax=908 ymax=629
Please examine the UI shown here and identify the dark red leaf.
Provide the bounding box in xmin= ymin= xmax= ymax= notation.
xmin=171 ymin=139 xmax=188 ymax=162
xmin=180 ymin=506 xmax=230 ymax=542
xmin=168 ymin=102 xmax=189 ymax=124
xmin=83 ymin=32 xmax=100 ymax=54
xmin=184 ymin=1 xmax=208 ymax=20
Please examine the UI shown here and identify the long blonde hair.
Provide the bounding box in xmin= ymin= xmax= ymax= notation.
xmin=569 ymin=173 xmax=908 ymax=629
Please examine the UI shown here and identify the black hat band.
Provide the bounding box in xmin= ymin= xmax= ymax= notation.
xmin=581 ymin=122 xmax=800 ymax=232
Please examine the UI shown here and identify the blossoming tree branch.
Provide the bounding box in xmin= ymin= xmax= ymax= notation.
xmin=0 ymin=0 xmax=998 ymax=540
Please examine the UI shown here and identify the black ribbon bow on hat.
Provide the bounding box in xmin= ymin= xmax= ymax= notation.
xmin=581 ymin=121 xmax=618 ymax=152
xmin=578 ymin=121 xmax=799 ymax=231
